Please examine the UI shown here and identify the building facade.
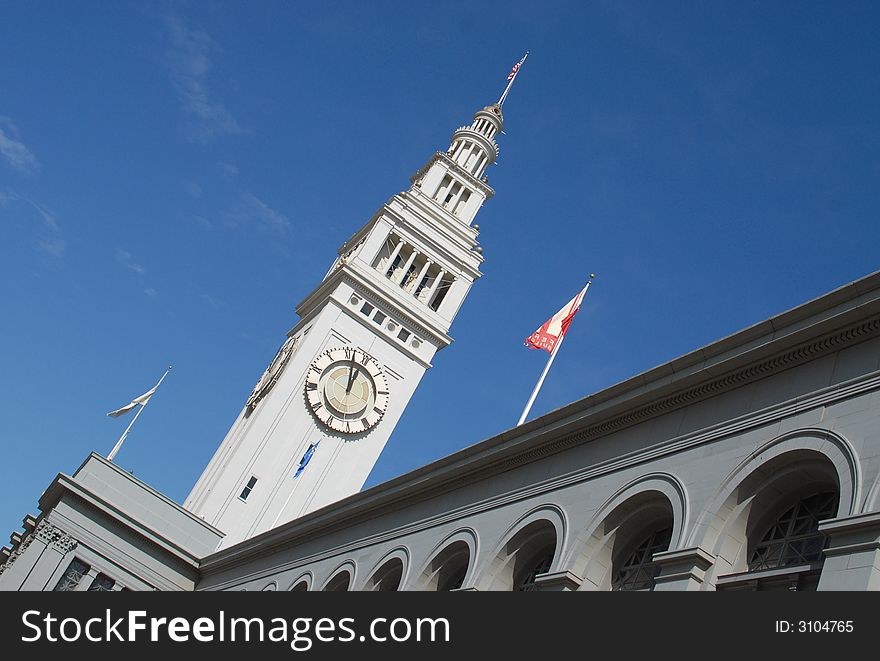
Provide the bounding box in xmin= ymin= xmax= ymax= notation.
xmin=193 ymin=271 xmax=880 ymax=591
xmin=2 ymin=87 xmax=880 ymax=591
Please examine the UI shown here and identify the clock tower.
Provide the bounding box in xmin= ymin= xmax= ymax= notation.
xmin=185 ymin=101 xmax=508 ymax=548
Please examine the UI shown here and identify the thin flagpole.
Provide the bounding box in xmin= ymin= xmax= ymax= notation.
xmin=517 ymin=278 xmax=593 ymax=427
xmin=107 ymin=366 xmax=172 ymax=462
xmin=498 ymin=51 xmax=529 ymax=107
xmin=270 ymin=440 xmax=320 ymax=528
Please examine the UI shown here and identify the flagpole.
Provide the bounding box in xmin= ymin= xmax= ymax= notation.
xmin=517 ymin=277 xmax=593 ymax=427
xmin=270 ymin=440 xmax=320 ymax=528
xmin=498 ymin=51 xmax=529 ymax=107
xmin=107 ymin=366 xmax=172 ymax=462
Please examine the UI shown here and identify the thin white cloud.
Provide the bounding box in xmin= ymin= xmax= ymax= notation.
xmin=164 ymin=14 xmax=241 ymax=142
xmin=115 ymin=248 xmax=157 ymax=297
xmin=0 ymin=117 xmax=39 ymax=173
xmin=0 ymin=190 xmax=64 ymax=257
xmin=115 ymin=248 xmax=146 ymax=275
xmin=226 ymin=192 xmax=290 ymax=234
xmin=181 ymin=178 xmax=202 ymax=198
xmin=217 ymin=161 xmax=239 ymax=178
xmin=199 ymin=291 xmax=225 ymax=309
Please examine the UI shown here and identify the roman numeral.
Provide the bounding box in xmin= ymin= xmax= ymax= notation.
xmin=377 ymin=390 xmax=388 ymax=396
xmin=344 ymin=347 xmax=354 ymax=360
xmin=361 ymin=418 xmax=369 ymax=429
xmin=306 ymin=382 xmax=317 ymax=390
xmin=311 ymin=401 xmax=323 ymax=411
xmin=373 ymin=407 xmax=383 ymax=415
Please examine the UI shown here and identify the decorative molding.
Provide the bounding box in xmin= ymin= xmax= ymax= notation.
xmin=409 ymin=152 xmax=495 ymax=199
xmin=0 ymin=520 xmax=77 ymax=576
xmin=343 ymin=271 xmax=450 ymax=347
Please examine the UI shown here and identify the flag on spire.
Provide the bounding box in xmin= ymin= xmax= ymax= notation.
xmin=107 ymin=384 xmax=160 ymax=418
xmin=524 ymin=284 xmax=589 ymax=353
xmin=499 ymin=51 xmax=529 ymax=107
xmin=507 ymin=52 xmax=528 ymax=80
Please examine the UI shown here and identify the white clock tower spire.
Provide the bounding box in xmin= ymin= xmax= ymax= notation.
xmin=185 ymin=97 xmax=509 ymax=548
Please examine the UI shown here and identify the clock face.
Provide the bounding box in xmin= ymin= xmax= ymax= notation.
xmin=304 ymin=347 xmax=389 ymax=434
xmin=246 ymin=334 xmax=299 ymax=414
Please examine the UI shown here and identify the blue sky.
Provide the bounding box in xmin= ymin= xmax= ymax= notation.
xmin=1 ymin=1 xmax=879 ymax=540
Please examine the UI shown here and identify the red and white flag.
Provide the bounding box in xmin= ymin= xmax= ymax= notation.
xmin=524 ymin=284 xmax=588 ymax=353
xmin=507 ymin=52 xmax=528 ymax=80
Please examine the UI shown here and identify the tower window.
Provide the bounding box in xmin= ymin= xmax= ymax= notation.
xmin=385 ymin=254 xmax=402 ymax=278
xmin=443 ymin=182 xmax=462 ymax=208
xmin=401 ymin=263 xmax=418 ymax=288
xmin=373 ymin=311 xmax=387 ymax=326
xmin=397 ymin=328 xmax=411 ymax=342
xmin=434 ymin=175 xmax=452 ymax=202
xmin=360 ymin=302 xmax=374 ymax=317
xmin=239 ymin=476 xmax=258 ymax=501
xmin=414 ymin=273 xmax=431 ymax=298
xmin=453 ymin=189 xmax=471 ymax=216
xmin=430 ymin=276 xmax=454 ymax=311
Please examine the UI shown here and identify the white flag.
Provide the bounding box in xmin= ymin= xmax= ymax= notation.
xmin=106 ymin=385 xmax=158 ymax=418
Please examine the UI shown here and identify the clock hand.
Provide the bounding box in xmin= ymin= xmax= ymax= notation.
xmin=345 ymin=363 xmax=356 ymax=393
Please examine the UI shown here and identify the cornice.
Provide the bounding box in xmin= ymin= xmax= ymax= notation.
xmin=496 ymin=314 xmax=880 ymax=474
xmin=41 ymin=474 xmax=207 ymax=567
xmin=296 ymin=264 xmax=454 ymax=348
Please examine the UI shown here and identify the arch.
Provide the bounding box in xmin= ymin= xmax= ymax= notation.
xmin=287 ymin=571 xmax=313 ymax=592
xmin=474 ymin=505 xmax=567 ymax=591
xmin=261 ymin=581 xmax=278 ymax=591
xmin=320 ymin=561 xmax=356 ymax=592
xmin=569 ymin=474 xmax=686 ymax=591
xmin=409 ymin=528 xmax=478 ymax=591
xmin=361 ymin=547 xmax=410 ymax=592
xmin=863 ymin=467 xmax=880 ymax=513
xmin=689 ymin=428 xmax=860 ymax=588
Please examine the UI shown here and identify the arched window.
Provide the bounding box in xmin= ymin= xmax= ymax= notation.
xmin=323 ymin=572 xmax=351 ymax=592
xmin=438 ymin=565 xmax=467 ymax=591
xmin=749 ymin=492 xmax=838 ymax=572
xmin=716 ymin=490 xmax=839 ymax=591
xmin=514 ymin=550 xmax=554 ymax=592
xmin=483 ymin=517 xmax=559 ymax=591
xmin=611 ymin=526 xmax=672 ymax=591
xmin=289 ymin=580 xmax=309 ymax=592
xmin=420 ymin=540 xmax=471 ymax=591
xmin=366 ymin=558 xmax=403 ymax=592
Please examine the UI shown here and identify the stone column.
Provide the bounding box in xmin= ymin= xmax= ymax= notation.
xmin=816 ymin=512 xmax=880 ymax=591
xmin=532 ymin=570 xmax=584 ymax=592
xmin=0 ymin=520 xmax=78 ymax=591
xmin=652 ymin=547 xmax=716 ymax=591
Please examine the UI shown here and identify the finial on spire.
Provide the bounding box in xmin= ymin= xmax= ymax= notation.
xmin=498 ymin=51 xmax=529 ymax=107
